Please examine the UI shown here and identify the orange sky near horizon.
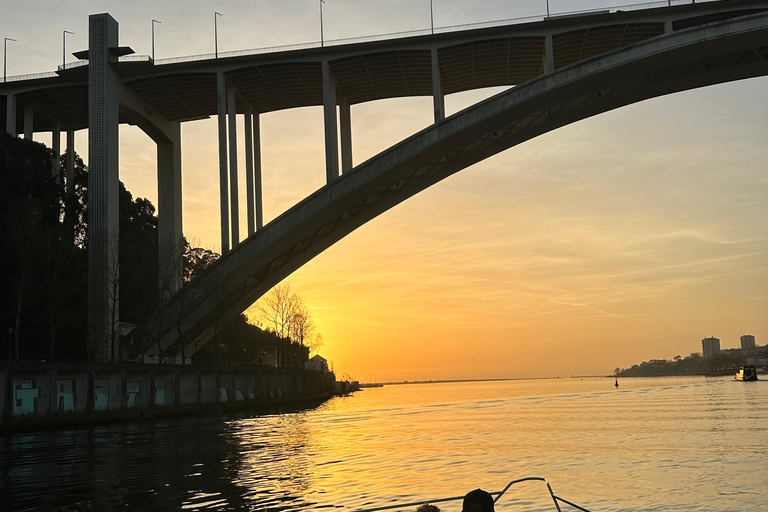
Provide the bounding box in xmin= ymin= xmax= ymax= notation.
xmin=5 ymin=1 xmax=766 ymax=381
xmin=133 ymin=79 xmax=766 ymax=382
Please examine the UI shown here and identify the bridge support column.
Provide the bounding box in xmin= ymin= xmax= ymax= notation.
xmin=66 ymin=129 xmax=75 ymax=195
xmin=65 ymin=129 xmax=76 ymax=242
xmin=431 ymin=48 xmax=445 ymax=122
xmin=157 ymin=122 xmax=183 ymax=296
xmin=544 ymin=35 xmax=555 ymax=74
xmin=88 ymin=13 xmax=122 ymax=362
xmin=52 ymin=123 xmax=61 ymax=178
xmin=322 ymin=60 xmax=339 ymax=182
xmin=253 ymin=113 xmax=263 ymax=230
xmin=339 ymin=92 xmax=353 ymax=173
xmin=227 ymin=86 xmax=240 ymax=246
xmin=244 ymin=106 xmax=255 ymax=236
xmin=216 ymin=71 xmax=230 ymax=254
xmin=23 ymin=104 xmax=33 ymax=140
xmin=4 ymin=94 xmax=16 ymax=135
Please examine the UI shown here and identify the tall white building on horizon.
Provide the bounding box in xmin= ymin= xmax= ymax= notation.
xmin=741 ymin=335 xmax=756 ymax=350
xmin=702 ymin=337 xmax=721 ymax=359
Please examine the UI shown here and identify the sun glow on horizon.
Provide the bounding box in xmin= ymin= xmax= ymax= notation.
xmin=7 ymin=2 xmax=766 ymax=382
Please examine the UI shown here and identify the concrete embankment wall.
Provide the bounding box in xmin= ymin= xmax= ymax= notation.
xmin=1 ymin=362 xmax=335 ymax=430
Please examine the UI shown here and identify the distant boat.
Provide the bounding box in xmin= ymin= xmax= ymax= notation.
xmin=735 ymin=365 xmax=758 ymax=381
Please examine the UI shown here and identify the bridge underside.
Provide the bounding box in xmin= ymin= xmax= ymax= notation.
xmin=2 ymin=2 xmax=767 ymax=133
xmin=132 ymin=13 xmax=768 ymax=359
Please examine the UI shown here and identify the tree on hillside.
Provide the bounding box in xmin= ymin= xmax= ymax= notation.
xmin=289 ymin=302 xmax=324 ymax=356
xmin=183 ymin=241 xmax=219 ymax=282
xmin=255 ymin=283 xmax=299 ymax=340
xmin=252 ymin=282 xmax=324 ymax=359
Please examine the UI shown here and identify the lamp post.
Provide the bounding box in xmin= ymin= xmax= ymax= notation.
xmin=7 ymin=328 xmax=12 ymax=362
xmin=546 ymin=0 xmax=550 ymax=17
xmin=215 ymin=12 xmax=223 ymax=58
xmin=63 ymin=30 xmax=74 ymax=69
xmin=430 ymin=0 xmax=434 ymax=34
xmin=4 ymin=37 xmax=16 ymax=83
xmin=151 ymin=20 xmax=161 ymax=62
xmin=320 ymin=0 xmax=326 ymax=47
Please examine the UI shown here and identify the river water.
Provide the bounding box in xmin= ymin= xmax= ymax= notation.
xmin=1 ymin=376 xmax=767 ymax=512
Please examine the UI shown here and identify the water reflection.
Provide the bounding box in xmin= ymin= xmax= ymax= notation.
xmin=0 ymin=403 xmax=329 ymax=512
xmin=1 ymin=378 xmax=767 ymax=512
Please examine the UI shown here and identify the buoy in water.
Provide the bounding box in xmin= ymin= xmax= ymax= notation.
xmin=615 ymin=377 xmax=619 ymax=388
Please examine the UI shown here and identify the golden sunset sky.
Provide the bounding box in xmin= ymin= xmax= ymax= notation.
xmin=3 ymin=0 xmax=766 ymax=380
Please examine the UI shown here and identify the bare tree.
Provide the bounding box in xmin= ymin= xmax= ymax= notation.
xmin=252 ymin=282 xmax=325 ymax=363
xmin=105 ymin=233 xmax=121 ymax=362
xmin=38 ymin=226 xmax=75 ymax=361
xmin=6 ymin=199 xmax=43 ymax=360
xmin=289 ymin=302 xmax=324 ymax=356
xmin=168 ymin=240 xmax=191 ymax=364
xmin=200 ymin=263 xmax=229 ymax=362
xmin=255 ymin=282 xmax=299 ymax=339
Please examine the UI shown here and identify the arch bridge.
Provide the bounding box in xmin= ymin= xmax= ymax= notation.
xmin=2 ymin=0 xmax=767 ymax=361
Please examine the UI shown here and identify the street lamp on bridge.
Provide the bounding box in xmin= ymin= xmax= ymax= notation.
xmin=4 ymin=37 xmax=17 ymax=83
xmin=63 ymin=30 xmax=74 ymax=69
xmin=430 ymin=0 xmax=434 ymax=35
xmin=152 ymin=19 xmax=161 ymax=62
xmin=214 ymin=12 xmax=223 ymax=58
xmin=320 ymin=0 xmax=326 ymax=47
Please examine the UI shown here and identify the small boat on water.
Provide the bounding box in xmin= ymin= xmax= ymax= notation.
xmin=735 ymin=365 xmax=758 ymax=381
xmin=353 ymin=476 xmax=593 ymax=512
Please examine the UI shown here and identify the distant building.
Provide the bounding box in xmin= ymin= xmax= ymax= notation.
xmin=741 ymin=335 xmax=756 ymax=350
xmin=306 ymin=354 xmax=329 ymax=373
xmin=702 ymin=337 xmax=721 ymax=359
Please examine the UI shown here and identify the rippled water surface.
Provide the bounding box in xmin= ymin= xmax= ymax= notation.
xmin=2 ymin=376 xmax=767 ymax=511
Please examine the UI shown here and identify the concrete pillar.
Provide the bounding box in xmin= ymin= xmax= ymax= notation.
xmin=52 ymin=123 xmax=61 ymax=179
xmin=66 ymin=130 xmax=75 ymax=196
xmin=431 ymin=48 xmax=445 ymax=122
xmin=253 ymin=113 xmax=263 ymax=230
xmin=88 ymin=13 xmax=121 ymax=363
xmin=23 ymin=104 xmax=33 ymax=140
xmin=157 ymin=122 xmax=183 ymax=296
xmin=544 ymin=34 xmax=555 ymax=74
xmin=339 ymin=93 xmax=353 ymax=173
xmin=5 ymin=93 xmax=16 ymax=135
xmin=216 ymin=71 xmax=230 ymax=254
xmin=65 ymin=129 xmax=75 ymax=242
xmin=322 ymin=60 xmax=339 ymax=183
xmin=244 ymin=106 xmax=255 ymax=236
xmin=227 ymin=85 xmax=240 ymax=246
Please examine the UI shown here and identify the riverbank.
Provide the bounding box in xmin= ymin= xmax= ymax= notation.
xmin=1 ymin=361 xmax=336 ymax=431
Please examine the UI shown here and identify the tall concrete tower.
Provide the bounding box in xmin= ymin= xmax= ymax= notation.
xmin=741 ymin=335 xmax=756 ymax=350
xmin=88 ymin=13 xmax=122 ymax=362
xmin=701 ymin=337 xmax=721 ymax=359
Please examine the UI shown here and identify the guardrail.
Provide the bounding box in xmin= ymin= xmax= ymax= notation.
xmin=352 ymin=476 xmax=594 ymax=512
xmin=0 ymin=0 xmax=717 ymax=83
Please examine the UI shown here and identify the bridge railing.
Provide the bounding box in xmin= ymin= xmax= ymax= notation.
xmin=1 ymin=0 xmax=717 ymax=82
xmin=57 ymin=60 xmax=90 ymax=72
xmin=0 ymin=71 xmax=59 ymax=83
xmin=147 ymin=0 xmax=718 ymax=66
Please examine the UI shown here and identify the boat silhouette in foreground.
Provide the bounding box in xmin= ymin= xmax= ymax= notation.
xmin=353 ymin=476 xmax=593 ymax=512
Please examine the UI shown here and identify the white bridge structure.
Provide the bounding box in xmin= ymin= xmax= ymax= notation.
xmin=2 ymin=0 xmax=768 ymax=362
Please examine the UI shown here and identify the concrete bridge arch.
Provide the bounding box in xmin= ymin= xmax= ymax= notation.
xmin=135 ymin=12 xmax=768 ymax=359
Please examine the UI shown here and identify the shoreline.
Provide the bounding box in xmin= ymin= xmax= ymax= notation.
xmin=1 ymin=361 xmax=336 ymax=433
xmin=376 ymin=375 xmax=611 ymax=386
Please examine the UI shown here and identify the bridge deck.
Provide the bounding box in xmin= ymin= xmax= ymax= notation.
xmin=2 ymin=0 xmax=767 ymax=133
xmin=134 ymin=11 xmax=768 ymax=358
